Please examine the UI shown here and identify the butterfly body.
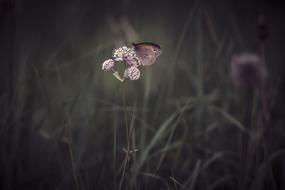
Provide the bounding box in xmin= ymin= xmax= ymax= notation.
xmin=132 ymin=42 xmax=161 ymax=66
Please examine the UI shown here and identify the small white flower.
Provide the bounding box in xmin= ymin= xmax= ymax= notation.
xmin=124 ymin=56 xmax=141 ymax=67
xmin=113 ymin=46 xmax=141 ymax=66
xmin=113 ymin=46 xmax=128 ymax=61
xmin=126 ymin=66 xmax=140 ymax=80
xmin=102 ymin=59 xmax=115 ymax=71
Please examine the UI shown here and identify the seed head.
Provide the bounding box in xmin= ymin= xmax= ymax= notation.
xmin=257 ymin=15 xmax=268 ymax=41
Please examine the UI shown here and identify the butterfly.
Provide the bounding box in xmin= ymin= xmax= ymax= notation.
xmin=132 ymin=42 xmax=161 ymax=66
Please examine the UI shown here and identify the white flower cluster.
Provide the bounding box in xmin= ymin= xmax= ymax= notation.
xmin=102 ymin=59 xmax=115 ymax=71
xmin=125 ymin=66 xmax=140 ymax=80
xmin=113 ymin=46 xmax=141 ymax=67
xmin=113 ymin=46 xmax=129 ymax=61
xmin=102 ymin=45 xmax=142 ymax=81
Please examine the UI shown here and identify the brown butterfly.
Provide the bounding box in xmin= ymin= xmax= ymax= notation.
xmin=132 ymin=42 xmax=161 ymax=66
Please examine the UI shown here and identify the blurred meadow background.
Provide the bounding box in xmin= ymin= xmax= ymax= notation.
xmin=1 ymin=0 xmax=285 ymax=189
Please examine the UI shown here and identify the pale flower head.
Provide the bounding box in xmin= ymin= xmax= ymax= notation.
xmin=113 ymin=46 xmax=141 ymax=67
xmin=231 ymin=53 xmax=267 ymax=88
xmin=126 ymin=66 xmax=140 ymax=80
xmin=113 ymin=46 xmax=128 ymax=61
xmin=102 ymin=59 xmax=115 ymax=71
xmin=102 ymin=44 xmax=154 ymax=81
xmin=124 ymin=55 xmax=141 ymax=67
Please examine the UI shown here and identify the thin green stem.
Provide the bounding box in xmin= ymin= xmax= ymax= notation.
xmin=239 ymin=89 xmax=254 ymax=190
xmin=113 ymin=109 xmax=117 ymax=187
xmin=119 ymin=82 xmax=131 ymax=190
xmin=259 ymin=41 xmax=271 ymax=142
xmin=122 ymin=83 xmax=129 ymax=145
xmin=67 ymin=125 xmax=80 ymax=190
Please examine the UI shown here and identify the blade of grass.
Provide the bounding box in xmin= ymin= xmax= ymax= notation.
xmin=183 ymin=159 xmax=201 ymax=190
xmin=156 ymin=101 xmax=194 ymax=171
xmin=210 ymin=105 xmax=246 ymax=132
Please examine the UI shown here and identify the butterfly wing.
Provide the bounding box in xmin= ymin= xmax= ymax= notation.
xmin=136 ymin=48 xmax=154 ymax=66
xmin=133 ymin=43 xmax=161 ymax=66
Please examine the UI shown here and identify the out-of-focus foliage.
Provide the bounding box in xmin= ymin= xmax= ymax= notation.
xmin=1 ymin=0 xmax=285 ymax=189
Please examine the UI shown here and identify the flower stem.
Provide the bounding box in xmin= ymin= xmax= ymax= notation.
xmin=112 ymin=71 xmax=125 ymax=82
xmin=239 ymin=88 xmax=254 ymax=190
xmin=119 ymin=83 xmax=131 ymax=190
